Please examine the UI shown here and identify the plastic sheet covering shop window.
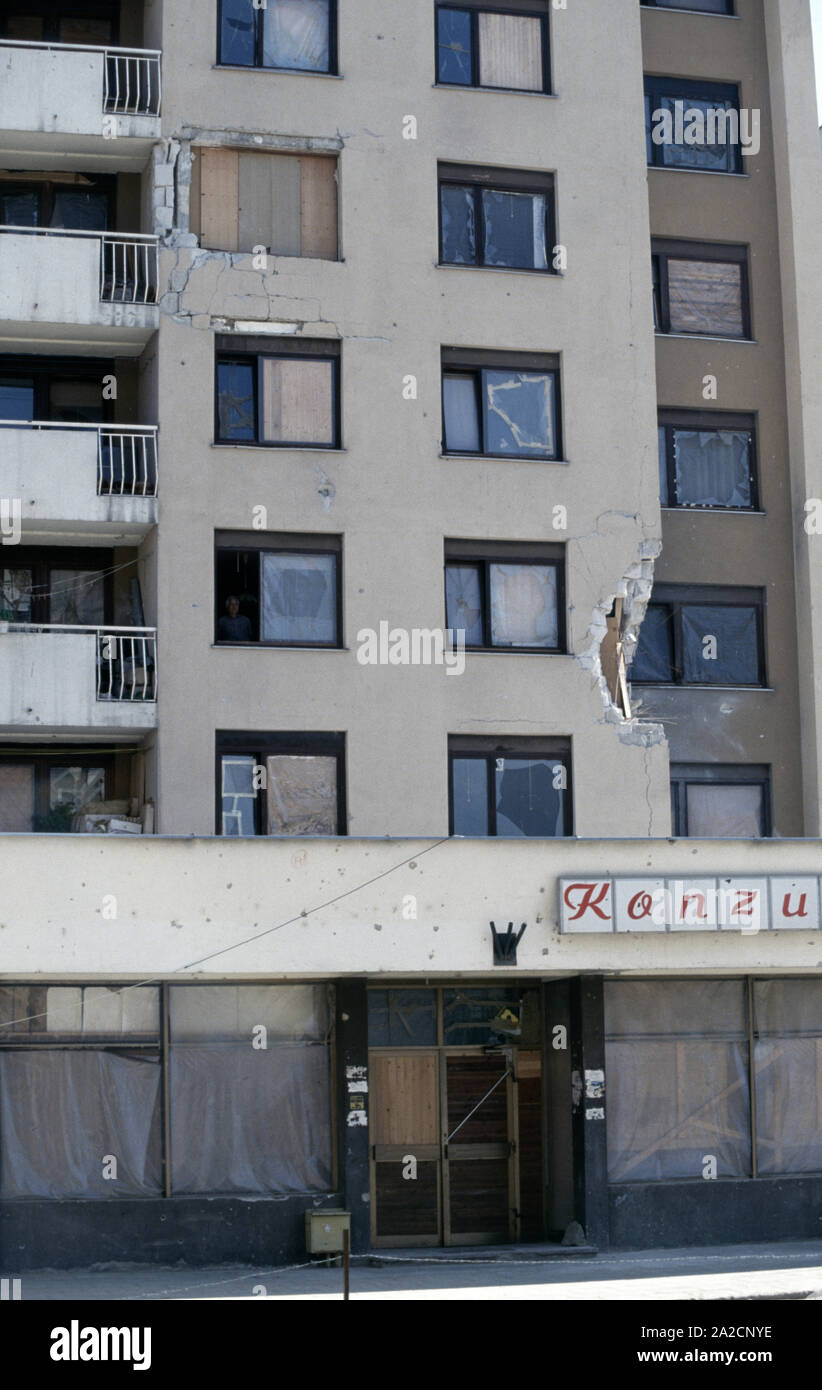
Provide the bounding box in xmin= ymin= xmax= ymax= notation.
xmin=667 ymin=259 xmax=744 ymax=338
xmin=686 ymin=783 xmax=763 ymax=838
xmin=680 ymin=604 xmax=759 ymax=684
xmin=673 ymin=429 xmax=752 ymax=508
xmin=490 ymin=563 xmax=558 ymax=647
xmin=754 ymin=980 xmax=822 ymax=1174
xmin=369 ymin=989 xmax=437 ymax=1047
xmin=605 ymin=980 xmax=750 ymax=1182
xmin=266 ymin=754 xmax=337 ymax=835
xmin=169 ymin=986 xmax=333 ymax=1195
xmin=261 ymin=551 xmax=337 ymax=644
xmin=263 ymin=0 xmax=330 ymax=72
xmin=0 ymin=1051 xmax=162 ymax=1198
xmin=484 ymin=371 xmax=555 ymax=458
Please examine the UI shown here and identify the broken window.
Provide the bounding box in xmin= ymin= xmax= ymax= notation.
xmin=659 ymin=414 xmax=756 ymax=509
xmin=653 ymin=240 xmax=749 ymax=338
xmin=216 ymin=339 xmax=340 ymax=447
xmin=368 ymin=989 xmax=438 ymax=1047
xmin=442 ymin=350 xmax=561 ymax=459
xmin=439 ymin=164 xmax=555 ymax=271
xmin=630 ymin=586 xmax=764 ymax=686
xmin=605 ymin=979 xmax=751 ymax=1182
xmin=192 ymin=148 xmax=338 ymax=259
xmin=219 ymin=0 xmax=336 ymax=74
xmin=216 ymin=732 xmax=345 ymax=836
xmin=670 ymin=764 xmax=770 ymax=837
xmin=644 ymin=77 xmax=743 ymax=173
xmin=436 ymin=4 xmax=550 ymax=93
xmin=754 ymin=980 xmax=822 ymax=1175
xmin=445 ymin=543 xmax=564 ymax=651
xmin=215 ymin=533 xmax=341 ymax=646
xmin=449 ymin=737 xmax=572 ymax=837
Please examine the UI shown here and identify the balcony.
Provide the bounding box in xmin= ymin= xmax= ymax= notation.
xmin=1 ymin=421 xmax=157 ymax=538
xmin=0 ymin=625 xmax=157 ymax=735
xmin=0 ymin=226 xmax=159 ymax=352
xmin=0 ymin=41 xmax=161 ymax=169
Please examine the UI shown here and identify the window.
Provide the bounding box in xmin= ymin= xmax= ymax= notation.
xmin=436 ymin=2 xmax=551 ymax=93
xmin=645 ymin=76 xmax=743 ymax=173
xmin=449 ymin=736 xmax=572 ymax=837
xmin=0 ymin=547 xmax=114 ymax=625
xmin=631 ymin=585 xmax=764 ymax=687
xmin=0 ymin=172 xmax=113 ymax=231
xmin=0 ymin=355 xmax=113 ymax=424
xmin=642 ymin=1 xmax=734 ymax=13
xmin=670 ymin=764 xmax=770 ymax=837
xmin=191 ymin=149 xmax=338 ymax=259
xmin=658 ymin=411 xmax=757 ymax=509
xmin=0 ymin=752 xmax=113 ymax=833
xmin=0 ymin=4 xmax=118 ymax=43
xmin=215 ymin=531 xmax=341 ymax=647
xmin=445 ymin=540 xmax=565 ymax=652
xmin=441 ymin=349 xmax=561 ymax=459
xmin=219 ymin=0 xmax=336 ymax=74
xmin=653 ymin=240 xmax=750 ymax=338
xmin=216 ymin=731 xmax=346 ymax=836
xmin=215 ymin=336 xmax=340 ymax=447
xmin=753 ymin=981 xmax=822 ymax=1175
xmin=438 ymin=163 xmax=556 ymax=272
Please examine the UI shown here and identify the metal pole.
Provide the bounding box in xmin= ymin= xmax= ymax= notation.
xmin=342 ymin=1228 xmax=350 ymax=1301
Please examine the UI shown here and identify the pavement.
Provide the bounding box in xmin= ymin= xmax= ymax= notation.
xmin=8 ymin=1239 xmax=822 ymax=1301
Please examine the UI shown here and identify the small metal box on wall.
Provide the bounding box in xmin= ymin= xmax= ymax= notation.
xmin=305 ymin=1209 xmax=351 ymax=1254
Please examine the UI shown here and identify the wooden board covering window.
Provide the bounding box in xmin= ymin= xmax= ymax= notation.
xmin=261 ymin=358 xmax=334 ymax=444
xmin=478 ymin=14 xmax=543 ymax=91
xmin=195 ymin=148 xmax=337 ymax=259
xmin=199 ymin=148 xmax=239 ymax=253
xmin=372 ymin=1054 xmax=439 ymax=1146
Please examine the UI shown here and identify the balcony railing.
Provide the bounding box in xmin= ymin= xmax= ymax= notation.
xmin=3 ymin=625 xmax=157 ymax=702
xmin=0 ymin=421 xmax=158 ymax=497
xmin=0 ymin=226 xmax=159 ymax=305
xmin=0 ymin=39 xmax=162 ymax=116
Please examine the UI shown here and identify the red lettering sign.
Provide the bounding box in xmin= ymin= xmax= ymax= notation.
xmin=563 ymin=882 xmax=611 ymax=922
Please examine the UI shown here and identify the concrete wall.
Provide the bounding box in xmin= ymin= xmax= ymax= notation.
xmin=0 ymin=631 xmax=157 ymax=734
xmin=5 ymin=426 xmax=156 ymax=538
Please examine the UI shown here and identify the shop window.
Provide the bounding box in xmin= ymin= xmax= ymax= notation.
xmin=442 ymin=348 xmax=561 ymax=459
xmin=754 ymin=981 xmax=822 ymax=1175
xmin=436 ymin=2 xmax=551 ymax=93
xmin=216 ymin=731 xmax=346 ymax=836
xmin=658 ymin=411 xmax=756 ymax=509
xmin=219 ymin=0 xmax=336 ymax=74
xmin=368 ymin=990 xmax=438 ymax=1047
xmin=630 ymin=585 xmax=764 ymax=686
xmin=191 ymin=149 xmax=338 ymax=259
xmin=439 ymin=162 xmax=555 ymax=271
xmin=449 ymin=736 xmax=572 ymax=837
xmin=215 ymin=531 xmax=341 ymax=646
xmin=445 ymin=540 xmax=564 ymax=651
xmin=653 ymin=239 xmax=749 ymax=338
xmin=644 ymin=76 xmax=743 ymax=173
xmin=215 ymin=336 xmax=340 ymax=447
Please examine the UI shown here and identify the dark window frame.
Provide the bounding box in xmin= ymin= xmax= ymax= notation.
xmin=441 ymin=347 xmax=562 ymax=459
xmin=0 ymin=2 xmax=120 ymax=43
xmin=641 ymin=0 xmax=734 ymax=13
xmin=0 ymin=545 xmax=115 ymax=626
xmin=444 ymin=538 xmax=566 ymax=654
xmin=0 ymin=353 xmax=115 ymax=424
xmin=645 ymin=75 xmax=744 ymax=174
xmin=670 ymin=763 xmax=771 ymax=838
xmin=217 ymin=0 xmax=338 ymax=75
xmin=658 ymin=408 xmax=758 ymax=511
xmin=631 ymin=583 xmax=766 ymax=687
xmin=448 ymin=734 xmax=573 ymax=837
xmin=437 ymin=162 xmax=557 ymax=273
xmin=652 ymin=237 xmax=751 ymax=339
xmin=0 ymin=748 xmax=115 ymax=832
xmin=214 ymin=530 xmax=343 ymax=649
xmin=215 ymin=729 xmax=347 ymax=837
xmin=215 ymin=337 xmax=341 ymax=449
xmin=435 ymin=2 xmax=552 ymax=94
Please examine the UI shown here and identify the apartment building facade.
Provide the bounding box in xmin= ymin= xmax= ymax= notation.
xmin=0 ymin=0 xmax=821 ymax=1269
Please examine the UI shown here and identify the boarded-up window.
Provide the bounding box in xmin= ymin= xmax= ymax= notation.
xmin=478 ymin=13 xmax=543 ymax=91
xmin=0 ymin=764 xmax=34 ymax=832
xmin=193 ymin=148 xmax=337 ymax=259
xmin=261 ymin=357 xmax=335 ymax=444
xmin=667 ymin=259 xmax=745 ymax=337
xmin=266 ymin=755 xmax=337 ymax=835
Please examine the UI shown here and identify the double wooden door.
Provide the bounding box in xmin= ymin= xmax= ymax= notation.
xmin=370 ymin=1049 xmax=520 ymax=1246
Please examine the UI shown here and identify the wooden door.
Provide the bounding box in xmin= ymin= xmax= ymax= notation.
xmin=370 ymin=1051 xmax=441 ymax=1246
xmin=442 ymin=1054 xmax=518 ymax=1245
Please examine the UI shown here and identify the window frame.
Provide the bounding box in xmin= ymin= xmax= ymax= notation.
xmin=630 ymin=584 xmax=766 ymax=688
xmin=434 ymin=2 xmax=552 ymax=95
xmin=448 ymin=735 xmax=573 ymax=837
xmin=441 ymin=347 xmax=562 ymax=460
xmin=658 ymin=408 xmax=758 ymax=511
xmin=0 ymin=749 xmax=114 ymax=832
xmin=644 ymin=75 xmax=744 ymax=174
xmin=652 ymin=237 xmax=751 ymax=340
xmin=0 ymin=172 xmax=116 ymax=232
xmin=444 ymin=539 xmax=566 ymax=654
xmin=215 ymin=730 xmax=347 ymax=837
xmin=214 ymin=530 xmax=343 ymax=649
xmin=0 ymin=545 xmax=115 ymax=626
xmin=437 ymin=162 xmax=557 ymax=273
xmin=670 ymin=763 xmax=771 ymax=838
xmin=214 ymin=337 xmax=341 ymax=449
xmin=0 ymin=353 xmax=115 ymax=424
xmin=0 ymin=2 xmax=120 ymax=43
xmin=217 ymin=0 xmax=338 ymax=75
xmin=641 ymin=0 xmax=734 ymax=14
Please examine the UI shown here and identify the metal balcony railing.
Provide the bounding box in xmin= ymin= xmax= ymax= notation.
xmin=3 ymin=625 xmax=157 ymax=703
xmin=0 ymin=39 xmax=162 ymax=117
xmin=0 ymin=420 xmax=158 ymax=497
xmin=0 ymin=226 xmax=159 ymax=305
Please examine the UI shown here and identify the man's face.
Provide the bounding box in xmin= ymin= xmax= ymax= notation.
xmin=227 ymin=598 xmax=239 ymax=619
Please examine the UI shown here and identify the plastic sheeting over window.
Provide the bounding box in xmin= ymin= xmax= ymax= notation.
xmin=629 ymin=603 xmax=673 ymax=682
xmin=754 ymin=980 xmax=822 ymax=1174
xmin=484 ymin=371 xmax=555 ymax=458
xmin=490 ymin=563 xmax=558 ymax=647
xmin=680 ymin=604 xmax=760 ymax=684
xmin=266 ymin=754 xmax=337 ymax=835
xmin=260 ymin=551 xmax=337 ymax=644
xmin=482 ymin=191 xmax=548 ymax=270
xmin=440 ymin=186 xmax=476 ymax=264
xmin=263 ymin=0 xmax=330 ymax=72
xmin=686 ymin=783 xmax=763 ymax=838
xmin=496 ymin=758 xmax=564 ymax=837
xmin=0 ymin=1051 xmax=162 ymax=1198
xmin=667 ymin=258 xmax=745 ymax=337
xmin=673 ymin=428 xmax=752 ymax=508
xmin=658 ymin=98 xmax=738 ymax=173
xmin=446 ymin=565 xmax=484 ymax=645
xmin=605 ymin=980 xmax=750 ymax=1182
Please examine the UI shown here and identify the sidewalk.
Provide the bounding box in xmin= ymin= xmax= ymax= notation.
xmin=10 ymin=1239 xmax=822 ymax=1301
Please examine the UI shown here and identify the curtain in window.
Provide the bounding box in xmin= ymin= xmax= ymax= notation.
xmin=0 ymin=1051 xmax=162 ymax=1197
xmin=0 ymin=764 xmax=34 ymax=831
xmin=263 ymin=0 xmax=330 ymax=72
xmin=667 ymin=259 xmax=744 ymax=337
xmin=686 ymin=783 xmax=763 ymax=838
xmin=605 ymin=980 xmax=750 ymax=1182
xmin=490 ymin=564 xmax=557 ymax=647
xmin=754 ymin=980 xmax=822 ymax=1174
xmin=266 ymin=754 xmax=337 ymax=834
xmin=673 ymin=429 xmax=751 ymax=507
xmin=261 ymin=358 xmax=334 ymax=444
xmin=446 ymin=566 xmax=483 ymax=644
xmin=478 ymin=13 xmax=543 ymax=91
xmin=260 ymin=551 xmax=336 ymax=643
xmin=485 ymin=371 xmax=555 ymax=457
xmin=440 ymin=186 xmax=476 ymax=264
xmin=658 ymin=98 xmax=736 ymax=173
xmin=680 ymin=604 xmax=759 ymax=683
xmin=443 ymin=375 xmax=480 ymax=451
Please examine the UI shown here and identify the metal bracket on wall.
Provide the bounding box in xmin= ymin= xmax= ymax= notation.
xmin=490 ymin=920 xmax=527 ymax=966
